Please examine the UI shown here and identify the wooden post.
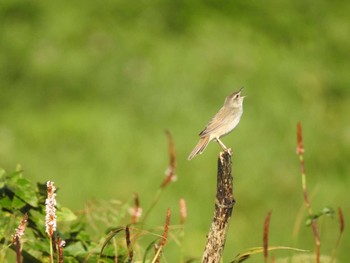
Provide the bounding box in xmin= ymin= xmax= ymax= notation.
xmin=202 ymin=151 xmax=235 ymax=263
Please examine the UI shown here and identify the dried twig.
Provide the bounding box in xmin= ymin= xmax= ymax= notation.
xmin=154 ymin=208 xmax=171 ymax=263
xmin=330 ymin=207 xmax=345 ymax=263
xmin=179 ymin=198 xmax=187 ymax=225
xmin=125 ymin=225 xmax=133 ymax=262
xmin=338 ymin=207 xmax=345 ymax=235
xmin=263 ymin=211 xmax=272 ymax=263
xmin=56 ymin=235 xmax=65 ymax=263
xmin=131 ymin=193 xmax=142 ymax=224
xmin=161 ymin=130 xmax=177 ymax=188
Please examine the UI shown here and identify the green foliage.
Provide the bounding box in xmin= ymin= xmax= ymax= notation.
xmin=231 ymin=246 xmax=308 ymax=263
xmin=0 ymin=166 xmax=184 ymax=262
xmin=305 ymin=207 xmax=335 ymax=227
xmin=0 ymin=168 xmax=117 ymax=262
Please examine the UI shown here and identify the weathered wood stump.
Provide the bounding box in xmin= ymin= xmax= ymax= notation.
xmin=202 ymin=150 xmax=235 ymax=263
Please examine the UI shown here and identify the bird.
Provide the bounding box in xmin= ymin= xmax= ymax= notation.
xmin=187 ymin=88 xmax=245 ymax=160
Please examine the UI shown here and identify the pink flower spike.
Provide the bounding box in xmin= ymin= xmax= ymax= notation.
xmin=12 ymin=213 xmax=28 ymax=244
xmin=45 ymin=181 xmax=57 ymax=238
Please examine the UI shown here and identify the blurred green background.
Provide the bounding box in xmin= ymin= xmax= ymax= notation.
xmin=1 ymin=0 xmax=349 ymax=262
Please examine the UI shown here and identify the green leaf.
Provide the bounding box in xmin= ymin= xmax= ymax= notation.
xmin=23 ymin=240 xmax=48 ymax=262
xmin=0 ymin=168 xmax=6 ymax=188
xmin=322 ymin=207 xmax=334 ymax=217
xmin=64 ymin=241 xmax=87 ymax=257
xmin=28 ymin=209 xmax=46 ymax=237
xmin=62 ymin=257 xmax=80 ymax=263
xmin=11 ymin=195 xmax=27 ymax=209
xmin=69 ymin=221 xmax=85 ymax=233
xmin=75 ymin=228 xmax=90 ymax=241
xmin=63 ymin=242 xmax=86 ymax=257
xmin=100 ymin=227 xmax=125 ymax=258
xmin=96 ymin=258 xmax=115 ymax=263
xmin=0 ymin=210 xmax=13 ymax=240
xmin=143 ymin=239 xmax=158 ymax=263
xmin=231 ymin=246 xmax=309 ymax=263
xmin=7 ymin=176 xmax=39 ymax=207
xmin=0 ymin=195 xmax=12 ymax=209
xmin=57 ymin=207 xmax=77 ymax=222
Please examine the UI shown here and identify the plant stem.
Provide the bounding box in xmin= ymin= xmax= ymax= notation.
xmin=297 ymin=122 xmax=320 ymax=263
xmin=49 ymin=236 xmax=54 ymax=263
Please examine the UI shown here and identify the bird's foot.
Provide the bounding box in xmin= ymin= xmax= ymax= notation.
xmin=226 ymin=147 xmax=233 ymax=156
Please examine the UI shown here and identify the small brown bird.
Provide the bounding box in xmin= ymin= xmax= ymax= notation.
xmin=188 ymin=88 xmax=245 ymax=160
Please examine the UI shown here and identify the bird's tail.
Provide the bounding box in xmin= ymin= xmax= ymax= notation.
xmin=187 ymin=137 xmax=210 ymax=160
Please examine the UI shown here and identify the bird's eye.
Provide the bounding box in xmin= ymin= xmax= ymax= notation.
xmin=235 ymin=94 xmax=240 ymax=99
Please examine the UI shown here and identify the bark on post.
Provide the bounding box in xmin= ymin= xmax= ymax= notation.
xmin=202 ymin=150 xmax=235 ymax=263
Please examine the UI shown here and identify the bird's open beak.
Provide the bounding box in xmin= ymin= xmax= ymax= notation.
xmin=238 ymin=87 xmax=246 ymax=98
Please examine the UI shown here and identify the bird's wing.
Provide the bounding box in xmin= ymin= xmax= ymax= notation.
xmin=199 ymin=107 xmax=228 ymax=137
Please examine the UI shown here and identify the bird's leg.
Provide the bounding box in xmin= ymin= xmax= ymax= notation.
xmin=216 ymin=138 xmax=233 ymax=156
xmin=216 ymin=138 xmax=227 ymax=150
